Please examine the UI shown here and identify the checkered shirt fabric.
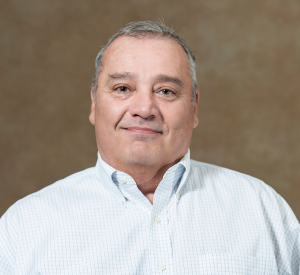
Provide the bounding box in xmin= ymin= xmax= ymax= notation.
xmin=0 ymin=150 xmax=299 ymax=274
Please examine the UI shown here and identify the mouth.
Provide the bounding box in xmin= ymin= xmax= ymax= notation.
xmin=122 ymin=126 xmax=162 ymax=135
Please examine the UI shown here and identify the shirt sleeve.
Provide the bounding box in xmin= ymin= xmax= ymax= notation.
xmin=280 ymin=199 xmax=300 ymax=275
xmin=291 ymin=229 xmax=300 ymax=275
xmin=0 ymin=206 xmax=19 ymax=275
xmin=263 ymin=187 xmax=300 ymax=275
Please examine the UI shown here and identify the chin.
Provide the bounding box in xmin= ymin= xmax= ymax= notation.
xmin=125 ymin=149 xmax=159 ymax=167
xmin=127 ymin=154 xmax=157 ymax=166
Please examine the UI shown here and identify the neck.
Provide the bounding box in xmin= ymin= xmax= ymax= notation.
xmin=102 ymin=155 xmax=181 ymax=204
xmin=126 ymin=162 xmax=177 ymax=204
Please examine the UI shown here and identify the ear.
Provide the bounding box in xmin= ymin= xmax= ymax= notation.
xmin=89 ymin=88 xmax=96 ymax=125
xmin=193 ymin=89 xmax=199 ymax=128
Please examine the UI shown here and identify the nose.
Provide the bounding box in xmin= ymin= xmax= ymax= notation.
xmin=129 ymin=88 xmax=159 ymax=120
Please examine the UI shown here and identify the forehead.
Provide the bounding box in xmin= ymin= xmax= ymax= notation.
xmin=99 ymin=36 xmax=191 ymax=81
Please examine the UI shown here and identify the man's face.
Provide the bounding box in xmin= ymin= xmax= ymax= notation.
xmin=89 ymin=36 xmax=199 ymax=170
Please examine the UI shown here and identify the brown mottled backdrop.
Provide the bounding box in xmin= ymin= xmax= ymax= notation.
xmin=1 ymin=0 xmax=299 ymax=218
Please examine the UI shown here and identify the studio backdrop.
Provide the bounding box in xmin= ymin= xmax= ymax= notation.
xmin=1 ymin=0 xmax=299 ymax=218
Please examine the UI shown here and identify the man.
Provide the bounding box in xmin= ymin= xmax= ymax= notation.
xmin=0 ymin=21 xmax=299 ymax=274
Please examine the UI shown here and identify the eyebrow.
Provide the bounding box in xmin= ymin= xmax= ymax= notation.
xmin=156 ymin=74 xmax=183 ymax=87
xmin=108 ymin=72 xmax=136 ymax=80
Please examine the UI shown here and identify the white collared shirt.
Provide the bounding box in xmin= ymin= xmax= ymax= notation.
xmin=0 ymin=150 xmax=299 ymax=274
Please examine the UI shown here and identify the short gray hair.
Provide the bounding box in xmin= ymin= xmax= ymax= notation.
xmin=92 ymin=21 xmax=198 ymax=103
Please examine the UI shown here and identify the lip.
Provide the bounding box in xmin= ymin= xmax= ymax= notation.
xmin=123 ymin=126 xmax=162 ymax=135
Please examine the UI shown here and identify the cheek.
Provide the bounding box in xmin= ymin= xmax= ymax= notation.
xmin=165 ymin=104 xmax=194 ymax=131
xmin=163 ymin=106 xmax=195 ymax=151
xmin=96 ymin=99 xmax=127 ymax=129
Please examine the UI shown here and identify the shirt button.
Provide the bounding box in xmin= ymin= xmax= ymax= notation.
xmin=159 ymin=264 xmax=166 ymax=271
xmin=120 ymin=176 xmax=127 ymax=184
xmin=154 ymin=216 xmax=161 ymax=223
xmin=176 ymin=193 xmax=180 ymax=200
xmin=120 ymin=200 xmax=124 ymax=205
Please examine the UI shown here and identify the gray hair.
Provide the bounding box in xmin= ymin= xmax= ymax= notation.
xmin=92 ymin=21 xmax=198 ymax=104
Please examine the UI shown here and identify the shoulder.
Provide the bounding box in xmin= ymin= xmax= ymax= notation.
xmin=189 ymin=159 xmax=299 ymax=228
xmin=0 ymin=166 xmax=102 ymax=273
xmin=26 ymin=166 xmax=96 ymax=197
xmin=188 ymin=159 xmax=289 ymax=218
xmin=1 ymin=167 xmax=100 ymax=220
xmin=189 ymin=159 xmax=268 ymax=191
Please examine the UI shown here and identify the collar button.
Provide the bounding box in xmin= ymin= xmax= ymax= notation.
xmin=120 ymin=176 xmax=127 ymax=184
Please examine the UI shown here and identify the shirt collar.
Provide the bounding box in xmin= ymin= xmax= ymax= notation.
xmin=95 ymin=149 xmax=190 ymax=200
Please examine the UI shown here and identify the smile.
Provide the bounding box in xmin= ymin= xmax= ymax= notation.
xmin=123 ymin=126 xmax=162 ymax=135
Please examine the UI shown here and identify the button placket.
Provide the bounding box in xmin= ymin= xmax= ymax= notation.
xmin=150 ymin=208 xmax=174 ymax=274
xmin=149 ymin=172 xmax=182 ymax=274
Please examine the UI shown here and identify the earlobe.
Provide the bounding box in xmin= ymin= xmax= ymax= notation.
xmin=193 ymin=116 xmax=199 ymax=128
xmin=89 ymin=88 xmax=96 ymax=125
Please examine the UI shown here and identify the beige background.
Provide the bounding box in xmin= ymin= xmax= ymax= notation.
xmin=1 ymin=0 xmax=299 ymax=218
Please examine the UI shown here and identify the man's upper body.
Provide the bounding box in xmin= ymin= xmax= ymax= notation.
xmin=1 ymin=150 xmax=299 ymax=274
xmin=1 ymin=21 xmax=299 ymax=274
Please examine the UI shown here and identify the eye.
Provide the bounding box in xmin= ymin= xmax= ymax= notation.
xmin=159 ymin=89 xmax=175 ymax=96
xmin=116 ymin=86 xmax=130 ymax=92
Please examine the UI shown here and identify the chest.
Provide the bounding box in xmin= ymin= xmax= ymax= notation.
xmin=16 ymin=198 xmax=277 ymax=274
